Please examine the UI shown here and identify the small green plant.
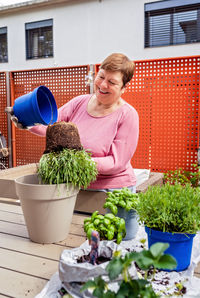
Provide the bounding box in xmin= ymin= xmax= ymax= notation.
xmin=81 ymin=242 xmax=177 ymax=298
xmin=84 ymin=211 xmax=126 ymax=244
xmin=136 ymin=183 xmax=200 ymax=233
xmin=103 ymin=188 xmax=139 ymax=215
xmin=37 ymin=148 xmax=98 ymax=189
xmin=164 ymin=164 xmax=200 ymax=188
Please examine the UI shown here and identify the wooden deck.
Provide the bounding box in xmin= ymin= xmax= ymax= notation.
xmin=0 ymin=202 xmax=199 ymax=298
xmin=0 ymin=202 xmax=87 ymax=297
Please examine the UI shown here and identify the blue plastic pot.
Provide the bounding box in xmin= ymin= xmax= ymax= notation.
xmin=107 ymin=207 xmax=139 ymax=241
xmin=13 ymin=85 xmax=58 ymax=126
xmin=145 ymin=226 xmax=195 ymax=271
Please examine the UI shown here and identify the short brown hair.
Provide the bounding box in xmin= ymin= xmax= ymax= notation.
xmin=100 ymin=53 xmax=135 ymax=87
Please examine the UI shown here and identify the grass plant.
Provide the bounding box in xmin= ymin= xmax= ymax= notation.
xmin=136 ymin=183 xmax=200 ymax=234
xmin=37 ymin=148 xmax=98 ymax=189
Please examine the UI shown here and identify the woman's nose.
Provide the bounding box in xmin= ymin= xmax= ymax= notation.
xmin=100 ymin=79 xmax=108 ymax=89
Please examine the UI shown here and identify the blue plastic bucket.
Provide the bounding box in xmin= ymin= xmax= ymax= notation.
xmin=13 ymin=85 xmax=58 ymax=126
xmin=145 ymin=226 xmax=195 ymax=271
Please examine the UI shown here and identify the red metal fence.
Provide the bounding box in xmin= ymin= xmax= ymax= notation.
xmin=125 ymin=56 xmax=200 ymax=172
xmin=0 ymin=72 xmax=9 ymax=170
xmin=10 ymin=66 xmax=89 ymax=166
xmin=96 ymin=56 xmax=200 ymax=172
xmin=1 ymin=56 xmax=200 ymax=172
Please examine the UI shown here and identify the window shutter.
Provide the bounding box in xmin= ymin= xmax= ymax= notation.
xmin=145 ymin=2 xmax=200 ymax=48
xmin=0 ymin=27 xmax=8 ymax=63
xmin=25 ymin=19 xmax=53 ymax=59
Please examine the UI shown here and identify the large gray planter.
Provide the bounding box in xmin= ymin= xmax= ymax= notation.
xmin=15 ymin=174 xmax=79 ymax=244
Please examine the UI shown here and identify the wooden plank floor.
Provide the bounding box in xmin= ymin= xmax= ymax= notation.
xmin=0 ymin=203 xmax=87 ymax=298
xmin=0 ymin=203 xmax=199 ymax=297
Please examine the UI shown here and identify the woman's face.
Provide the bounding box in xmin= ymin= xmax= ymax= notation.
xmin=94 ymin=69 xmax=125 ymax=106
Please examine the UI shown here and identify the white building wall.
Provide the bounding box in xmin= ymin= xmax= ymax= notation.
xmin=0 ymin=0 xmax=199 ymax=71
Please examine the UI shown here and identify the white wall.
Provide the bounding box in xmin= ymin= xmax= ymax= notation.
xmin=0 ymin=0 xmax=199 ymax=71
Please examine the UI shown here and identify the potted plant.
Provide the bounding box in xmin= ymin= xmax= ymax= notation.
xmin=103 ymin=188 xmax=139 ymax=240
xmin=136 ymin=183 xmax=200 ymax=271
xmin=15 ymin=122 xmax=98 ymax=244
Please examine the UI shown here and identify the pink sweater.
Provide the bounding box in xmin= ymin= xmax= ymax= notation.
xmin=30 ymin=94 xmax=139 ymax=189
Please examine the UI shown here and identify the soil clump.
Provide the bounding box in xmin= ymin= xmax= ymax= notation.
xmin=77 ymin=253 xmax=111 ymax=265
xmin=44 ymin=121 xmax=83 ymax=153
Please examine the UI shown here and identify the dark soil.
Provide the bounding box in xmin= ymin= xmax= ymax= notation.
xmin=174 ymin=282 xmax=187 ymax=295
xmin=77 ymin=253 xmax=111 ymax=265
xmin=44 ymin=121 xmax=83 ymax=153
xmin=135 ymin=262 xmax=159 ymax=278
xmin=135 ymin=262 xmax=187 ymax=296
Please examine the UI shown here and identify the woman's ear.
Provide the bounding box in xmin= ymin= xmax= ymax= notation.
xmin=121 ymin=85 xmax=127 ymax=94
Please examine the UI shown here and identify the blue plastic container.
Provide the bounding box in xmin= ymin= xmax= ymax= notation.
xmin=145 ymin=226 xmax=195 ymax=271
xmin=13 ymin=85 xmax=58 ymax=127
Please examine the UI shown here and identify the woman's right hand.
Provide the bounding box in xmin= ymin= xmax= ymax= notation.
xmin=11 ymin=115 xmax=28 ymax=130
xmin=5 ymin=107 xmax=28 ymax=130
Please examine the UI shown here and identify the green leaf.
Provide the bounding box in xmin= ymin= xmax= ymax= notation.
xmin=136 ymin=251 xmax=154 ymax=270
xmin=106 ymin=258 xmax=123 ymax=280
xmin=150 ymin=242 xmax=169 ymax=258
xmin=154 ymin=254 xmax=177 ymax=270
xmin=116 ymin=281 xmax=134 ymax=297
xmin=103 ymin=290 xmax=116 ymax=298
xmin=93 ymin=288 xmax=104 ymax=297
xmin=80 ymin=280 xmax=96 ymax=292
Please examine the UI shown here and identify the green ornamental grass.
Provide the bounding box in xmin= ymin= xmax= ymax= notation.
xmin=137 ymin=183 xmax=200 ymax=234
xmin=37 ymin=148 xmax=98 ymax=189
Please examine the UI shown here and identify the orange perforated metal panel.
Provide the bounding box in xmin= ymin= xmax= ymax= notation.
xmin=96 ymin=56 xmax=200 ymax=172
xmin=10 ymin=66 xmax=89 ymax=166
xmin=0 ymin=72 xmax=9 ymax=169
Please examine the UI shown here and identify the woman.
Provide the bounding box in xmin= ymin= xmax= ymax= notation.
xmin=14 ymin=53 xmax=139 ymax=192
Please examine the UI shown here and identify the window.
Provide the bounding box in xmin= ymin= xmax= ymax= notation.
xmin=145 ymin=0 xmax=200 ymax=48
xmin=0 ymin=27 xmax=8 ymax=63
xmin=25 ymin=19 xmax=53 ymax=59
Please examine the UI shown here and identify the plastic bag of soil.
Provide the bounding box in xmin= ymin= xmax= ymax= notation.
xmin=59 ymin=240 xmax=137 ymax=297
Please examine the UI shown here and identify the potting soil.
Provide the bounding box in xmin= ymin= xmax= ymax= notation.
xmin=44 ymin=121 xmax=83 ymax=153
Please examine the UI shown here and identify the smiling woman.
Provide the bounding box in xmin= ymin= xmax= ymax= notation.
xmin=88 ymin=70 xmax=125 ymax=117
xmin=13 ymin=53 xmax=139 ymax=193
xmin=87 ymin=53 xmax=135 ymax=117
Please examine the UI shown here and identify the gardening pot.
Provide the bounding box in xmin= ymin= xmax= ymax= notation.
xmin=117 ymin=208 xmax=139 ymax=240
xmin=15 ymin=174 xmax=79 ymax=244
xmin=145 ymin=226 xmax=196 ymax=271
xmin=13 ymin=85 xmax=58 ymax=126
xmin=107 ymin=207 xmax=139 ymax=241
